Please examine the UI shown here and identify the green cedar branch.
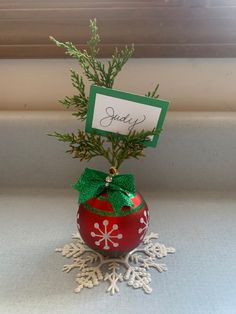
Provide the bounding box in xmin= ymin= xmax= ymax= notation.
xmin=59 ymin=70 xmax=88 ymax=120
xmin=146 ymin=83 xmax=160 ymax=99
xmin=50 ymin=20 xmax=133 ymax=90
xmin=49 ymin=19 xmax=161 ymax=170
xmin=48 ymin=129 xmax=160 ymax=170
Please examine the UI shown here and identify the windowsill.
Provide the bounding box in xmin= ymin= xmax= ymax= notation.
xmin=1 ymin=188 xmax=235 ymax=313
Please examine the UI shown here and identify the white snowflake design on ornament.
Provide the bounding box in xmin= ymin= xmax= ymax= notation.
xmin=77 ymin=211 xmax=80 ymax=230
xmin=90 ymin=220 xmax=123 ymax=250
xmin=138 ymin=210 xmax=149 ymax=240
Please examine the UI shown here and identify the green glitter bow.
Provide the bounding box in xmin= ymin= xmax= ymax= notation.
xmin=73 ymin=168 xmax=136 ymax=214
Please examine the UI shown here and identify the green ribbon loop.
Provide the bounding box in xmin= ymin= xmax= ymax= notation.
xmin=73 ymin=168 xmax=136 ymax=214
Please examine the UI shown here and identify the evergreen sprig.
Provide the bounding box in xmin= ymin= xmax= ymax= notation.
xmin=59 ymin=70 xmax=88 ymax=120
xmin=50 ymin=20 xmax=133 ymax=91
xmin=146 ymin=83 xmax=160 ymax=99
xmin=48 ymin=129 xmax=159 ymax=170
xmin=49 ymin=19 xmax=161 ymax=170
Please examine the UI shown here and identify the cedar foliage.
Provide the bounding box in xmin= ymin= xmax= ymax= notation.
xmin=49 ymin=19 xmax=160 ymax=170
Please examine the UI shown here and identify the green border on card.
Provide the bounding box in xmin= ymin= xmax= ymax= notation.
xmin=85 ymin=85 xmax=169 ymax=148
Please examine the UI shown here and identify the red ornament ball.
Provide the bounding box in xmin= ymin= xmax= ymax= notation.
xmin=77 ymin=192 xmax=149 ymax=256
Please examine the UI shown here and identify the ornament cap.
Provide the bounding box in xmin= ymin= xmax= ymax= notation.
xmin=109 ymin=167 xmax=118 ymax=176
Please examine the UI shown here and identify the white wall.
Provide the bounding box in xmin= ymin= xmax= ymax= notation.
xmin=1 ymin=58 xmax=236 ymax=111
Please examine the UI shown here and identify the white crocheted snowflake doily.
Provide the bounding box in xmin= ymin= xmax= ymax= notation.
xmin=55 ymin=232 xmax=175 ymax=295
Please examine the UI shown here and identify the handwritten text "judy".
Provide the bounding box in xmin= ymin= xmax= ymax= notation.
xmin=99 ymin=107 xmax=146 ymax=131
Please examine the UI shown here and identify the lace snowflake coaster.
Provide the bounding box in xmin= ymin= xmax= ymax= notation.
xmin=55 ymin=232 xmax=175 ymax=295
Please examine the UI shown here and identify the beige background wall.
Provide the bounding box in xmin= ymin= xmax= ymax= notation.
xmin=1 ymin=58 xmax=236 ymax=111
